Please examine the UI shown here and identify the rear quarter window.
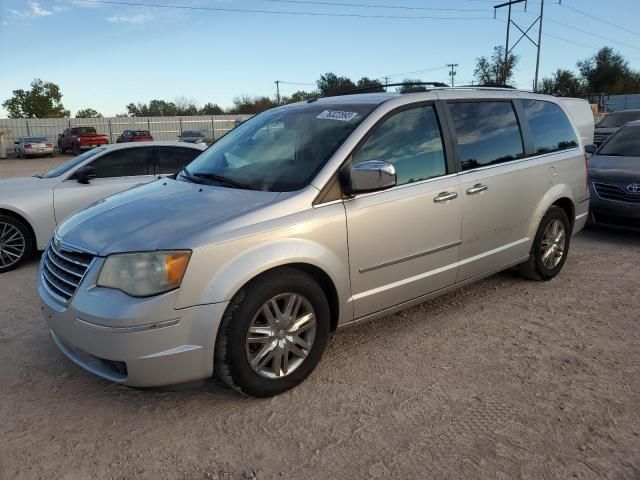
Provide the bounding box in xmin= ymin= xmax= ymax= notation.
xmin=521 ymin=100 xmax=579 ymax=154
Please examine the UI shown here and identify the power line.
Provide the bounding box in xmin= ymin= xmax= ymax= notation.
xmin=541 ymin=31 xmax=640 ymax=62
xmin=559 ymin=3 xmax=640 ymax=39
xmin=543 ymin=16 xmax=640 ymax=52
xmin=73 ymin=0 xmax=494 ymax=20
xmin=261 ymin=0 xmax=489 ymax=13
xmin=376 ymin=65 xmax=449 ymax=80
xmin=278 ymin=81 xmax=317 ymax=86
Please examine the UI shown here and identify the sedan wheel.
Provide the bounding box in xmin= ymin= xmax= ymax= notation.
xmin=245 ymin=293 xmax=317 ymax=379
xmin=0 ymin=221 xmax=27 ymax=271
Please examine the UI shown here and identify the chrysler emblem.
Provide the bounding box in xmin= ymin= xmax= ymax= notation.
xmin=627 ymin=183 xmax=640 ymax=193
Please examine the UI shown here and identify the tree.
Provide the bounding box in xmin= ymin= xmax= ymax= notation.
xmin=76 ymin=108 xmax=103 ymax=118
xmin=228 ymin=95 xmax=278 ymax=114
xmin=474 ymin=46 xmax=519 ymax=87
xmin=173 ymin=96 xmax=199 ymax=116
xmin=396 ymin=78 xmax=423 ymax=93
xmin=2 ymin=78 xmax=70 ymax=118
xmin=126 ymin=100 xmax=178 ymax=117
xmin=539 ymin=69 xmax=585 ymax=97
xmin=282 ymin=90 xmax=316 ymax=104
xmin=199 ymin=102 xmax=225 ymax=115
xmin=355 ymin=77 xmax=384 ymax=93
xmin=578 ymin=47 xmax=640 ymax=94
xmin=316 ymin=72 xmax=357 ymax=96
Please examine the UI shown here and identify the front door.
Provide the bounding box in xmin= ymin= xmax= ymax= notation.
xmin=344 ymin=104 xmax=463 ymax=319
xmin=446 ymin=100 xmax=541 ymax=281
xmin=53 ymin=146 xmax=156 ymax=224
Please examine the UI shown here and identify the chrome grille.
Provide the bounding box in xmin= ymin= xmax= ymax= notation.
xmin=594 ymin=182 xmax=640 ymax=204
xmin=594 ymin=134 xmax=609 ymax=145
xmin=42 ymin=240 xmax=94 ymax=302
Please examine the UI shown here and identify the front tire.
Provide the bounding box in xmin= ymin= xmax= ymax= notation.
xmin=518 ymin=206 xmax=571 ymax=281
xmin=215 ymin=268 xmax=330 ymax=397
xmin=0 ymin=215 xmax=34 ymax=273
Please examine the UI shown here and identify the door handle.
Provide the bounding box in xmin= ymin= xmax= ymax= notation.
xmin=466 ymin=184 xmax=488 ymax=195
xmin=434 ymin=191 xmax=458 ymax=203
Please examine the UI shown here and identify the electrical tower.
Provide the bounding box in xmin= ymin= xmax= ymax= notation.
xmin=447 ymin=64 xmax=458 ymax=87
xmin=494 ymin=0 xmax=546 ymax=91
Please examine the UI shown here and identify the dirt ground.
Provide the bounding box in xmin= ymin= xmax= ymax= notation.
xmin=1 ymin=157 xmax=639 ymax=479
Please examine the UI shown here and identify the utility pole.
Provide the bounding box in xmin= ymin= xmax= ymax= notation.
xmin=494 ymin=0 xmax=546 ymax=90
xmin=447 ymin=64 xmax=458 ymax=87
xmin=384 ymin=76 xmax=389 ymax=92
xmin=274 ymin=80 xmax=281 ymax=105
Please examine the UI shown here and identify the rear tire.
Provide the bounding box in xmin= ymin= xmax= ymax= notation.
xmin=58 ymin=143 xmax=65 ymax=154
xmin=518 ymin=206 xmax=571 ymax=281
xmin=72 ymin=143 xmax=80 ymax=156
xmin=0 ymin=215 xmax=34 ymax=273
xmin=215 ymin=268 xmax=330 ymax=397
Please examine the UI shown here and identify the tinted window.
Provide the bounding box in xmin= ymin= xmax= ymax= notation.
xmin=352 ymin=105 xmax=447 ymax=185
xmin=599 ymin=125 xmax=640 ymax=157
xmin=71 ymin=127 xmax=97 ymax=135
xmin=597 ymin=111 xmax=640 ymax=128
xmin=521 ymin=100 xmax=578 ymax=154
xmin=88 ymin=147 xmax=153 ymax=178
xmin=450 ymin=101 xmax=524 ymax=170
xmin=156 ymin=147 xmax=201 ymax=174
xmin=42 ymin=148 xmax=105 ymax=178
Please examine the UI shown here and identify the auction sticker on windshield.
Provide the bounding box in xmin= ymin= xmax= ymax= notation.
xmin=317 ymin=110 xmax=359 ymax=121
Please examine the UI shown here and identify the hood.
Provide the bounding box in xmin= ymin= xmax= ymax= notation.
xmin=0 ymin=176 xmax=53 ymax=199
xmin=594 ymin=127 xmax=619 ymax=136
xmin=57 ymin=179 xmax=281 ymax=255
xmin=589 ymin=154 xmax=640 ymax=185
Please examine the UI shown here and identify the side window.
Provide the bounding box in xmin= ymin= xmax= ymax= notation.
xmin=88 ymin=147 xmax=153 ymax=178
xmin=521 ymin=100 xmax=579 ymax=154
xmin=449 ymin=101 xmax=524 ymax=171
xmin=352 ymin=105 xmax=447 ymax=186
xmin=156 ymin=147 xmax=201 ymax=174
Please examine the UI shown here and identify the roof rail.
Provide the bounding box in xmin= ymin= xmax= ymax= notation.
xmin=307 ymin=82 xmax=450 ymax=102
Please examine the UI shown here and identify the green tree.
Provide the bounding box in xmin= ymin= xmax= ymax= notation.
xmin=540 ymin=69 xmax=585 ymax=97
xmin=578 ymin=47 xmax=640 ymax=94
xmin=474 ymin=46 xmax=519 ymax=87
xmin=396 ymin=78 xmax=423 ymax=93
xmin=355 ymin=77 xmax=384 ymax=92
xmin=316 ymin=72 xmax=356 ymax=96
xmin=2 ymin=78 xmax=70 ymax=118
xmin=126 ymin=100 xmax=178 ymax=117
xmin=228 ymin=95 xmax=278 ymax=114
xmin=199 ymin=102 xmax=225 ymax=115
xmin=76 ymin=108 xmax=103 ymax=118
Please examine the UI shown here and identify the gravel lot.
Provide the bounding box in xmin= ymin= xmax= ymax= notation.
xmin=1 ymin=157 xmax=639 ymax=479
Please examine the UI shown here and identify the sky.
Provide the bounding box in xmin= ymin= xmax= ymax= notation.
xmin=1 ymin=0 xmax=640 ymax=117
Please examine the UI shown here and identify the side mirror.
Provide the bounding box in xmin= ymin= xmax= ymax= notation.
xmin=71 ymin=165 xmax=97 ymax=184
xmin=584 ymin=144 xmax=597 ymax=155
xmin=347 ymin=160 xmax=397 ymax=194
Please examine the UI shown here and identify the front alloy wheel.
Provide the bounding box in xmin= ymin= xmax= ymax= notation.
xmin=0 ymin=216 xmax=33 ymax=273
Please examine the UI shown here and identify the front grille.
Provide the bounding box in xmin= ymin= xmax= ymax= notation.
xmin=594 ymin=134 xmax=609 ymax=144
xmin=42 ymin=241 xmax=94 ymax=302
xmin=594 ymin=182 xmax=640 ymax=204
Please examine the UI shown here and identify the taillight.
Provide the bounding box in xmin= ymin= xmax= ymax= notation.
xmin=584 ymin=153 xmax=589 ymax=190
xmin=46 ymin=143 xmax=53 ymax=148
xmin=24 ymin=144 xmax=32 ymax=148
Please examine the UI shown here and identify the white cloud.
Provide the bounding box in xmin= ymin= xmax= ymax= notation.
xmin=29 ymin=2 xmax=54 ymax=16
xmin=106 ymin=13 xmax=155 ymax=24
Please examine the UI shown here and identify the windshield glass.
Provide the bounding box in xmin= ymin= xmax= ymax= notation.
xmin=133 ymin=130 xmax=150 ymax=136
xmin=184 ymin=103 xmax=376 ymax=191
xmin=181 ymin=131 xmax=201 ymax=136
xmin=24 ymin=137 xmax=48 ymax=143
xmin=597 ymin=111 xmax=640 ymax=128
xmin=41 ymin=148 xmax=106 ymax=178
xmin=599 ymin=125 xmax=640 ymax=157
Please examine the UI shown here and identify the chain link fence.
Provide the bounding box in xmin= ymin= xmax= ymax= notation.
xmin=0 ymin=115 xmax=252 ymax=154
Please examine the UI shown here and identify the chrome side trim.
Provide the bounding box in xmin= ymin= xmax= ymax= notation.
xmin=358 ymin=240 xmax=462 ymax=274
xmin=75 ymin=317 xmax=180 ymax=333
xmin=575 ymin=212 xmax=589 ymax=221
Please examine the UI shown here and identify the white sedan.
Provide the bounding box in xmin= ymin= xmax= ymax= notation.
xmin=15 ymin=136 xmax=55 ymax=158
xmin=0 ymin=141 xmax=206 ymax=272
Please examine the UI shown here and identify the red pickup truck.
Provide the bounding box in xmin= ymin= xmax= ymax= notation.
xmin=58 ymin=127 xmax=109 ymax=155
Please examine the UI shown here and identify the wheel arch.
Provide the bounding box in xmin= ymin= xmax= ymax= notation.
xmin=0 ymin=207 xmax=37 ymax=247
xmin=528 ymin=184 xmax=576 ymax=241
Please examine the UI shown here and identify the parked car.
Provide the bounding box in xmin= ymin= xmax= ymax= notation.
xmin=14 ymin=136 xmax=54 ymax=158
xmin=594 ymin=109 xmax=640 ymax=146
xmin=58 ymin=127 xmax=109 ymax=155
xmin=587 ymin=120 xmax=640 ymax=229
xmin=0 ymin=141 xmax=206 ymax=273
xmin=116 ymin=130 xmax=154 ymax=143
xmin=178 ymin=130 xmax=206 ymax=144
xmin=38 ymin=89 xmax=589 ymax=396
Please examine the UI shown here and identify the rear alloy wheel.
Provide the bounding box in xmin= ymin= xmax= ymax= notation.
xmin=0 ymin=215 xmax=33 ymax=273
xmin=518 ymin=206 xmax=571 ymax=281
xmin=215 ymin=268 xmax=330 ymax=397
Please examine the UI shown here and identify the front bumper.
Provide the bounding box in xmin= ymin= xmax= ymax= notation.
xmin=590 ymin=184 xmax=640 ymax=229
xmin=38 ymin=275 xmax=228 ymax=387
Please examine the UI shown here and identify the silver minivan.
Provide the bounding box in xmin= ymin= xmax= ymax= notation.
xmin=38 ymin=89 xmax=590 ymax=397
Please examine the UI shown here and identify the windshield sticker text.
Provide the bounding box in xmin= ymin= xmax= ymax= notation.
xmin=317 ymin=110 xmax=359 ymax=122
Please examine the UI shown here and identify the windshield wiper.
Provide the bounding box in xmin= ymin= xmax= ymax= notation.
xmin=192 ymin=172 xmax=254 ymax=190
xmin=178 ymin=167 xmax=204 ymax=184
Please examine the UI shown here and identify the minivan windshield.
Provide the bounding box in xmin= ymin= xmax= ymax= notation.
xmin=182 ymin=103 xmax=377 ymax=191
xmin=40 ymin=148 xmax=106 ymax=178
xmin=598 ymin=125 xmax=640 ymax=157
xmin=597 ymin=111 xmax=640 ymax=128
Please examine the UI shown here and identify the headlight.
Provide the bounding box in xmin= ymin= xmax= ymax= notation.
xmin=97 ymin=251 xmax=191 ymax=297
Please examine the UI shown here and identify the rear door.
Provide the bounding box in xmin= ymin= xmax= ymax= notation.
xmin=53 ymin=146 xmax=156 ymax=224
xmin=445 ymin=99 xmax=541 ymax=281
xmin=155 ymin=146 xmax=202 ymax=177
xmin=344 ymin=103 xmax=462 ymax=318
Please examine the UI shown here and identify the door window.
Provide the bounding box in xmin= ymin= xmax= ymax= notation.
xmin=352 ymin=105 xmax=447 ymax=186
xmin=449 ymin=101 xmax=524 ymax=171
xmin=156 ymin=147 xmax=202 ymax=174
xmin=87 ymin=147 xmax=153 ymax=178
xmin=521 ymin=100 xmax=579 ymax=154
